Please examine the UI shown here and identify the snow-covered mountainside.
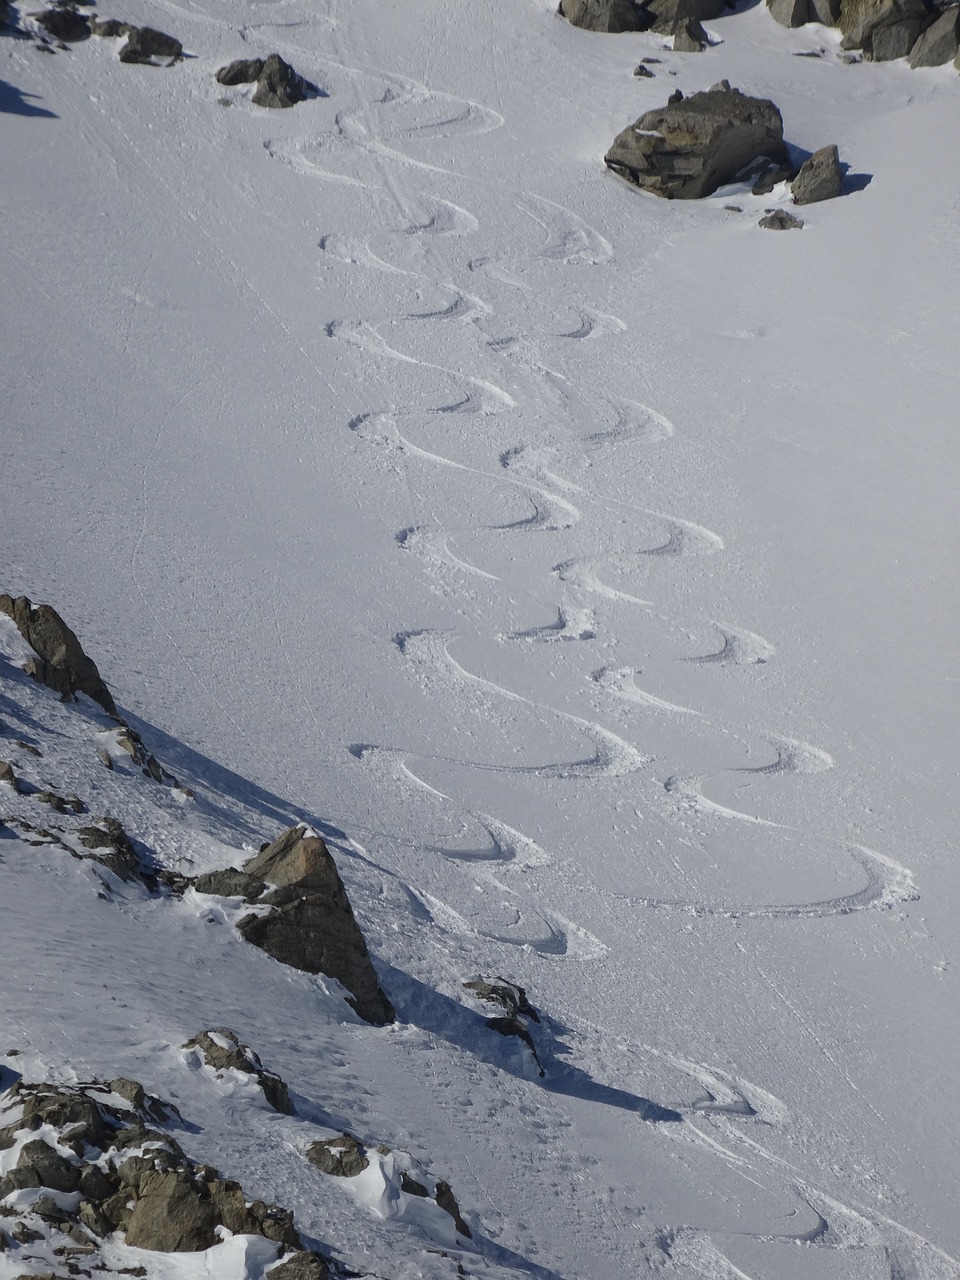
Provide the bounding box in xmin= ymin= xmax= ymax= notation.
xmin=3 ymin=0 xmax=960 ymax=1276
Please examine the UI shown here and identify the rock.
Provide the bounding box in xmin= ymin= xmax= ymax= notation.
xmin=463 ymin=977 xmax=540 ymax=1022
xmin=251 ymin=54 xmax=307 ymax=108
xmin=645 ymin=0 xmax=726 ymax=31
xmin=434 ymin=1181 xmax=471 ymax=1238
xmin=400 ymin=1172 xmax=429 ymax=1197
xmin=0 ymin=761 xmax=21 ymax=792
xmin=839 ymin=0 xmax=930 ymax=58
xmin=759 ymin=208 xmax=805 ymax=228
xmin=809 ymin=0 xmax=841 ymax=21
xmin=305 ymin=1134 xmax=369 ymax=1178
xmin=558 ymin=0 xmax=651 ymax=31
xmin=269 ymin=1252 xmax=330 ymax=1280
xmin=124 ymin=1169 xmax=220 ymax=1252
xmin=238 ymin=826 xmax=395 ymax=1026
xmin=605 ymin=82 xmax=788 ymax=200
xmin=751 ymin=159 xmax=797 ymax=194
xmin=791 ymin=143 xmax=842 ymax=203
xmin=633 ymin=62 xmax=655 ymax=75
xmin=118 ymin=26 xmax=182 ymax=63
xmin=191 ymin=869 xmax=265 ymax=900
xmin=14 ymin=1139 xmax=80 ymax=1192
xmin=909 ymin=4 xmax=960 ymax=63
xmin=77 ymin=818 xmax=143 ymax=884
xmin=182 ymin=1029 xmax=291 ymax=1114
xmin=33 ymin=7 xmax=90 ymax=40
xmin=767 ymin=0 xmax=810 ymax=25
xmin=216 ymin=58 xmax=265 ymax=84
xmin=672 ymin=15 xmax=709 ymax=47
xmin=89 ymin=16 xmax=134 ymax=36
xmin=0 ymin=596 xmax=117 ymax=717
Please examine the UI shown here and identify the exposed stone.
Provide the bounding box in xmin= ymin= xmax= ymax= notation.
xmin=751 ymin=160 xmax=797 ymax=194
xmin=809 ymin=0 xmax=841 ymax=21
xmin=268 ymin=1251 xmax=330 ymax=1280
xmin=434 ymin=1181 xmax=471 ymax=1238
xmin=33 ymin=7 xmax=90 ymax=40
xmin=767 ymin=0 xmax=809 ymax=25
xmin=0 ymin=596 xmax=117 ymax=717
xmin=182 ymin=1029 xmax=291 ymax=1114
xmin=672 ymin=15 xmax=709 ymax=47
xmin=909 ymin=4 xmax=960 ymax=63
xmin=645 ymin=0 xmax=726 ymax=31
xmin=251 ymin=54 xmax=308 ymax=108
xmin=400 ymin=1172 xmax=429 ymax=1197
xmin=305 ymin=1134 xmax=369 ymax=1178
xmin=77 ymin=819 xmax=143 ymax=884
xmin=0 ymin=761 xmax=20 ymax=792
xmin=238 ymin=826 xmax=395 ymax=1026
xmin=604 ymin=82 xmax=788 ymax=200
xmin=89 ymin=16 xmax=134 ymax=36
xmin=463 ymin=977 xmax=540 ymax=1023
xmin=216 ymin=57 xmax=265 ymax=85
xmin=633 ymin=62 xmax=655 ymax=75
xmin=124 ymin=1169 xmax=220 ymax=1252
xmin=118 ymin=26 xmax=182 ymax=63
xmin=759 ymin=208 xmax=805 ymax=228
xmin=792 ymin=143 xmax=842 ymax=203
xmin=15 ymin=1139 xmax=80 ymax=1192
xmin=191 ymin=869 xmax=265 ymax=900
xmin=557 ymin=0 xmax=651 ymax=31
xmin=839 ymin=0 xmax=930 ymax=58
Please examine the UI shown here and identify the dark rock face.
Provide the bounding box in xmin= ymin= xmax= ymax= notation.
xmin=909 ymin=4 xmax=960 ymax=63
xmin=645 ymin=0 xmax=726 ymax=32
xmin=604 ymin=82 xmax=788 ymax=200
xmin=251 ymin=54 xmax=307 ymax=107
xmin=767 ymin=0 xmax=810 ymax=25
xmin=434 ymin=1180 xmax=471 ymax=1238
xmin=839 ymin=0 xmax=930 ymax=58
xmin=89 ymin=16 xmax=134 ymax=36
xmin=792 ymin=144 xmax=842 ymax=203
xmin=182 ymin=1028 xmax=292 ymax=1114
xmin=671 ymin=15 xmax=709 ymax=46
xmin=77 ymin=817 xmax=144 ymax=883
xmin=270 ymin=1251 xmax=330 ymax=1280
xmin=0 ymin=595 xmax=117 ymax=717
xmin=0 ymin=1078 xmax=318 ymax=1261
xmin=237 ymin=825 xmax=395 ymax=1026
xmin=463 ymin=977 xmax=544 ymax=1076
xmin=119 ymin=25 xmax=182 ymax=62
xmin=191 ymin=867 xmax=265 ymax=900
xmin=305 ymin=1134 xmax=370 ymax=1178
xmin=558 ymin=0 xmax=651 ymax=31
xmin=216 ymin=57 xmax=265 ymax=84
xmin=759 ymin=208 xmax=805 ymax=228
xmin=34 ymin=7 xmax=90 ymax=40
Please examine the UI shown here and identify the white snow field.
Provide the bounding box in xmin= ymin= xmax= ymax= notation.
xmin=3 ymin=0 xmax=960 ymax=1275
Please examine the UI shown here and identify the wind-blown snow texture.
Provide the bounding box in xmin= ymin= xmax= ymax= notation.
xmin=3 ymin=0 xmax=960 ymax=1276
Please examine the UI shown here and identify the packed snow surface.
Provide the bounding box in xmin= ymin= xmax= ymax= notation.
xmin=3 ymin=0 xmax=960 ymax=1276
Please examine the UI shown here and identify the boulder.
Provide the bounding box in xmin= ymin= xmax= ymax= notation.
xmin=759 ymin=208 xmax=805 ymax=228
xmin=89 ymin=16 xmax=134 ymax=36
xmin=251 ymin=54 xmax=307 ymax=108
xmin=751 ymin=159 xmax=797 ymax=193
xmin=604 ymin=82 xmax=788 ymax=200
xmin=791 ymin=143 xmax=842 ymax=202
xmin=558 ymin=0 xmax=651 ymax=30
xmin=909 ymin=4 xmax=960 ymax=63
xmin=0 ymin=595 xmax=117 ymax=717
xmin=434 ymin=1181 xmax=471 ymax=1238
xmin=634 ymin=62 xmax=656 ymax=75
xmin=672 ymin=15 xmax=709 ymax=47
xmin=305 ymin=1134 xmax=369 ymax=1178
xmin=839 ymin=0 xmax=930 ymax=58
xmin=216 ymin=58 xmax=265 ymax=84
xmin=767 ymin=0 xmax=810 ymax=25
xmin=809 ymin=0 xmax=841 ymax=21
xmin=33 ymin=7 xmax=90 ymax=40
xmin=269 ymin=1252 xmax=330 ymax=1280
xmin=118 ymin=26 xmax=182 ymax=62
xmin=237 ymin=826 xmax=395 ymax=1026
xmin=191 ymin=868 xmax=265 ymax=900
xmin=182 ymin=1029 xmax=291 ymax=1113
xmin=14 ymin=1139 xmax=80 ymax=1192
xmin=645 ymin=0 xmax=725 ymax=31
xmin=124 ymin=1169 xmax=220 ymax=1252
xmin=77 ymin=818 xmax=143 ymax=883
xmin=0 ymin=760 xmax=20 ymax=792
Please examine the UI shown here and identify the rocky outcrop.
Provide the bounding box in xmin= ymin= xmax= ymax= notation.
xmin=216 ymin=57 xmax=266 ymax=84
xmin=183 ymin=1029 xmax=292 ymax=1114
xmin=464 ymin=977 xmax=544 ymax=1076
xmin=0 ymin=595 xmax=118 ymax=717
xmin=558 ymin=0 xmax=651 ymax=31
xmin=251 ymin=54 xmax=309 ymax=107
xmin=0 ymin=1077 xmax=323 ymax=1265
xmin=646 ymin=0 xmax=726 ymax=31
xmin=909 ymin=4 xmax=960 ymax=63
xmin=236 ymin=825 xmax=395 ymax=1026
xmin=672 ymin=15 xmax=710 ymax=47
xmin=77 ymin=817 xmax=144 ymax=883
xmin=305 ymin=1133 xmax=370 ymax=1178
xmin=838 ymin=0 xmax=930 ymax=57
xmin=33 ymin=6 xmax=90 ymax=40
xmin=791 ymin=144 xmax=842 ymax=202
xmin=759 ymin=208 xmax=805 ymax=228
xmin=118 ymin=25 xmax=183 ymax=63
xmin=604 ymin=82 xmax=788 ymax=200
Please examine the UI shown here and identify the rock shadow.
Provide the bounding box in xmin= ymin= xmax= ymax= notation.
xmin=0 ymin=77 xmax=57 ymax=117
xmin=382 ymin=964 xmax=682 ymax=1123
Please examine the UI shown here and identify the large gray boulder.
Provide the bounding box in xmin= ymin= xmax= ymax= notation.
xmin=767 ymin=0 xmax=810 ymax=26
xmin=0 ymin=595 xmax=118 ymax=717
xmin=604 ymin=82 xmax=788 ymax=200
xmin=34 ymin=7 xmax=90 ymax=40
xmin=645 ymin=0 xmax=726 ymax=32
xmin=792 ymin=144 xmax=842 ymax=202
xmin=251 ymin=54 xmax=307 ymax=107
xmin=558 ymin=0 xmax=651 ymax=30
xmin=216 ymin=57 xmax=265 ymax=85
xmin=909 ymin=5 xmax=960 ymax=63
xmin=119 ymin=25 xmax=182 ymax=62
xmin=839 ymin=0 xmax=930 ymax=57
xmin=237 ymin=826 xmax=395 ymax=1026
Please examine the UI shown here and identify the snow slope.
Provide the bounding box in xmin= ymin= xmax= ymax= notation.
xmin=3 ymin=0 xmax=960 ymax=1275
